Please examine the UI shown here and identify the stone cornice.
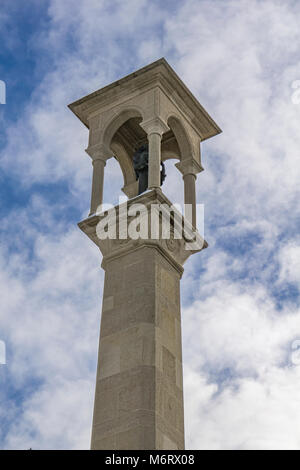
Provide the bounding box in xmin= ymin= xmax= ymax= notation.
xmin=68 ymin=58 xmax=222 ymax=142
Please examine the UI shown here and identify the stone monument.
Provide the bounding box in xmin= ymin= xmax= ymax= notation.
xmin=68 ymin=58 xmax=221 ymax=450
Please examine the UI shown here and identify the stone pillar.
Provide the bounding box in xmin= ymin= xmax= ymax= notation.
xmin=140 ymin=118 xmax=169 ymax=190
xmin=91 ymin=246 xmax=184 ymax=450
xmin=176 ymin=158 xmax=203 ymax=229
xmin=86 ymin=145 xmax=111 ymax=216
xmin=90 ymin=158 xmax=106 ymax=215
xmin=78 ymin=190 xmax=204 ymax=450
xmin=69 ymin=58 xmax=221 ymax=452
xmin=183 ymin=173 xmax=197 ymax=227
xmin=147 ymin=131 xmax=162 ymax=189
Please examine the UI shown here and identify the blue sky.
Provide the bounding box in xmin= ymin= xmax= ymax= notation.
xmin=0 ymin=0 xmax=300 ymax=449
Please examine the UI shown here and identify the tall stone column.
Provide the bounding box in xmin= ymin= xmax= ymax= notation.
xmin=78 ymin=189 xmax=203 ymax=450
xmin=140 ymin=118 xmax=169 ymax=190
xmin=69 ymin=58 xmax=221 ymax=452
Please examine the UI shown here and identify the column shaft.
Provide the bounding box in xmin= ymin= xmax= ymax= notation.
xmin=90 ymin=158 xmax=106 ymax=215
xmin=148 ymin=132 xmax=162 ymax=190
xmin=183 ymin=173 xmax=197 ymax=227
xmin=91 ymin=246 xmax=184 ymax=450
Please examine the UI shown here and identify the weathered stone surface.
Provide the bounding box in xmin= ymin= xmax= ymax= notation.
xmin=78 ymin=191 xmax=202 ymax=449
xmin=90 ymin=243 xmax=184 ymax=449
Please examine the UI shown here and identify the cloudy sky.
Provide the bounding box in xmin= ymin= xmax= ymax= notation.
xmin=0 ymin=0 xmax=300 ymax=450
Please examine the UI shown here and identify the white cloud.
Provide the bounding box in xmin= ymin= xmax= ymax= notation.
xmin=4 ymin=378 xmax=94 ymax=450
xmin=0 ymin=196 xmax=101 ymax=448
xmin=185 ymin=364 xmax=300 ymax=450
xmin=0 ymin=340 xmax=5 ymax=365
xmin=278 ymin=240 xmax=300 ymax=285
xmin=164 ymin=0 xmax=300 ymax=226
xmin=182 ymin=272 xmax=300 ymax=449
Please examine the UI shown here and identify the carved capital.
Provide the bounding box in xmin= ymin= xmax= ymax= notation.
xmin=175 ymin=157 xmax=203 ymax=177
xmin=85 ymin=143 xmax=111 ymax=161
xmin=140 ymin=117 xmax=169 ymax=137
xmin=78 ymin=189 xmax=207 ymax=273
